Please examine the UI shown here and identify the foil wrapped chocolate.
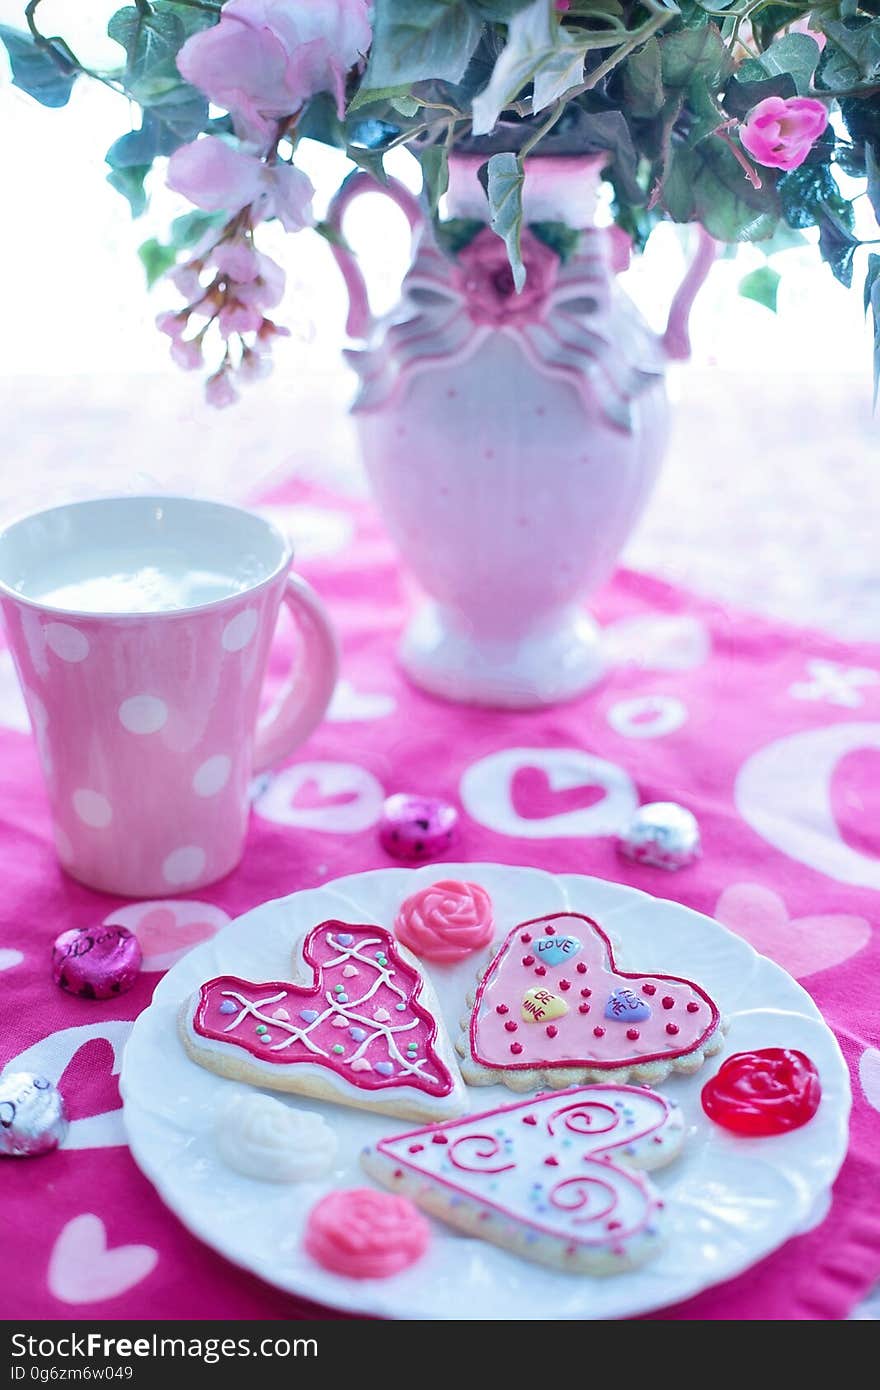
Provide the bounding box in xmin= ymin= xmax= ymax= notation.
xmin=617 ymin=801 xmax=701 ymax=871
xmin=379 ymin=794 xmax=459 ymax=862
xmin=52 ymin=923 xmax=142 ymax=999
xmin=0 ymin=1072 xmax=67 ymax=1157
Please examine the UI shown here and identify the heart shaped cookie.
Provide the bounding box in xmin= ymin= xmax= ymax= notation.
xmin=180 ymin=921 xmax=467 ymax=1123
xmin=458 ymin=912 xmax=723 ymax=1090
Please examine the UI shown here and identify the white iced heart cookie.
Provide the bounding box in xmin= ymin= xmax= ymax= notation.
xmin=215 ymin=1091 xmax=337 ymax=1183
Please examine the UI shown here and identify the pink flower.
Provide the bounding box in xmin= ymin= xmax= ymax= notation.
xmin=169 ymin=337 xmax=203 ymax=370
xmin=176 ymin=0 xmax=372 ymax=142
xmin=395 ymin=880 xmax=494 ymax=964
xmin=218 ymin=302 xmax=264 ymax=337
xmin=739 ymin=97 xmax=828 ymax=172
xmin=454 ymin=227 xmax=560 ymax=328
xmin=156 ymin=309 xmax=188 ymax=340
xmin=167 ymin=137 xmax=314 ymax=229
xmin=205 ymin=368 xmax=238 ymax=408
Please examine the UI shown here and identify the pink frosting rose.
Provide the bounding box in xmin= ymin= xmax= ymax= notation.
xmin=177 ymin=0 xmax=372 ymax=142
xmin=304 ymin=1189 xmax=430 ymax=1279
xmin=395 ymin=880 xmax=495 ymax=964
xmin=454 ymin=227 xmax=559 ymax=327
xmin=739 ymin=96 xmax=828 ymax=172
xmin=167 ymin=137 xmax=314 ymax=230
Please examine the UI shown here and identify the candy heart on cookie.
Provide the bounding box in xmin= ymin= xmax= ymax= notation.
xmin=458 ymin=911 xmax=723 ymax=1089
xmin=180 ymin=921 xmax=467 ymax=1122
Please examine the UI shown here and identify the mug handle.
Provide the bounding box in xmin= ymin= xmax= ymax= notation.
xmin=252 ymin=573 xmax=339 ymax=775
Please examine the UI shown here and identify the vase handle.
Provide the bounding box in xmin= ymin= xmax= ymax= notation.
xmin=326 ymin=171 xmax=424 ymax=340
xmin=660 ymin=226 xmax=718 ymax=362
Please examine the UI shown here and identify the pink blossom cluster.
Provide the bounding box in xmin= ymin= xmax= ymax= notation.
xmin=158 ymin=0 xmax=371 ymax=404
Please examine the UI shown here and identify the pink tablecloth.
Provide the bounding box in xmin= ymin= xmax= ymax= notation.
xmin=1 ymin=477 xmax=879 ymax=1320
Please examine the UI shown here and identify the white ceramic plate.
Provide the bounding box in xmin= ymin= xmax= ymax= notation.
xmin=121 ymin=865 xmax=851 ymax=1320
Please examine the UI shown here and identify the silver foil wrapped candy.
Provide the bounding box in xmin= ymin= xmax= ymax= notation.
xmin=616 ymin=801 xmax=701 ymax=871
xmin=0 ymin=1071 xmax=68 ymax=1157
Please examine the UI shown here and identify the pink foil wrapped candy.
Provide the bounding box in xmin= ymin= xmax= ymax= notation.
xmin=379 ymin=794 xmax=459 ymax=862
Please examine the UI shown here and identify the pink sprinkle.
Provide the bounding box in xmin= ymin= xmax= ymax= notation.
xmin=666 ymin=1023 xmax=679 ymax=1036
xmin=627 ymin=1028 xmax=640 ymax=1041
xmin=505 ymin=1020 xmax=518 ymax=1033
xmin=544 ymin=925 xmax=556 ymax=935
xmin=642 ymin=983 xmax=656 ymax=996
xmin=580 ymin=988 xmax=592 ymax=998
xmin=546 ymin=1025 xmax=558 ymax=1039
xmin=593 ymin=1026 xmax=605 ymax=1038
xmin=432 ymin=1134 xmax=448 ymax=1145
xmin=662 ymin=996 xmax=675 ymax=1010
xmin=534 ymin=965 xmax=546 ymax=976
xmin=522 ymin=1115 xmax=537 ymax=1125
xmin=496 ymin=1003 xmax=509 ymax=1015
xmin=522 ymin=955 xmax=534 ymax=966
xmin=544 ymin=1156 xmax=559 ymax=1166
xmin=559 ymin=979 xmax=570 ymax=991
xmin=520 ymin=933 xmax=532 ymax=943
xmin=510 ymin=1042 xmax=523 ymax=1055
xmin=576 ymin=963 xmax=587 ymax=974
xmin=408 ymin=1144 xmax=424 ymax=1154
xmin=579 ymin=1003 xmax=590 ymax=1015
xmin=687 ymin=1001 xmax=700 ymax=1013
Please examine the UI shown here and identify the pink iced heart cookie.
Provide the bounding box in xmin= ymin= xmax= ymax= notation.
xmin=458 ymin=912 xmax=723 ymax=1090
xmin=362 ymin=1084 xmax=685 ymax=1274
xmin=180 ymin=922 xmax=467 ymax=1123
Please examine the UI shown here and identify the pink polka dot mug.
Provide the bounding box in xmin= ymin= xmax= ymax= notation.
xmin=0 ymin=496 xmax=339 ymax=896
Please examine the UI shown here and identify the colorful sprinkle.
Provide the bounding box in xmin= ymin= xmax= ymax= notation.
xmin=300 ymin=1009 xmax=319 ymax=1023
xmin=375 ymin=1061 xmax=394 ymax=1076
xmin=218 ymin=1000 xmax=237 ymax=1015
xmin=395 ymin=1002 xmax=407 ymax=1011
xmin=332 ymin=1044 xmax=345 ymax=1055
xmin=337 ymin=933 xmax=354 ymax=947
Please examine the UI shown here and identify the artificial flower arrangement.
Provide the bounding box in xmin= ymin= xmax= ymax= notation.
xmin=3 ymin=0 xmax=879 ymax=403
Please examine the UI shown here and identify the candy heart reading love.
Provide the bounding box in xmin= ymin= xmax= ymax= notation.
xmin=462 ymin=911 xmax=721 ymax=1087
xmin=533 ymin=934 xmax=581 ymax=967
xmin=521 ymin=988 xmax=569 ymax=1023
xmin=183 ymin=921 xmax=467 ymax=1122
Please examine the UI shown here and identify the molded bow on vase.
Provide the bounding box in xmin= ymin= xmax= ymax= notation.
xmin=329 ymin=155 xmax=714 ymax=709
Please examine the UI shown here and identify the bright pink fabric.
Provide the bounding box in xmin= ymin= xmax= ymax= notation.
xmin=1 ymin=477 xmax=879 ymax=1320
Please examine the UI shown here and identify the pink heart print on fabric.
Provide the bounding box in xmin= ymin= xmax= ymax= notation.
xmin=715 ymin=884 xmax=870 ymax=980
xmin=192 ymin=922 xmax=456 ymax=1099
xmin=103 ymin=899 xmax=229 ymax=973
xmin=511 ymin=765 xmax=606 ymax=820
xmin=48 ymin=1215 xmax=158 ymax=1305
xmin=470 ymin=913 xmax=719 ymax=1072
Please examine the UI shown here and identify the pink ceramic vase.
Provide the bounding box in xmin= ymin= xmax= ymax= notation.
xmin=329 ymin=154 xmax=714 ymax=708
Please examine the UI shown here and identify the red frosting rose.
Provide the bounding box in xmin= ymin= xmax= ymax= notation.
xmin=701 ymin=1048 xmax=821 ymax=1136
xmin=395 ymin=880 xmax=494 ymax=963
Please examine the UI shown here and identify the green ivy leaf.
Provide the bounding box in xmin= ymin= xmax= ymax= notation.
xmin=660 ymin=24 xmax=730 ymax=90
xmin=0 ymin=24 xmax=78 ymax=108
xmin=434 ymin=216 xmax=484 ymax=255
xmin=737 ymin=34 xmax=820 ymax=96
xmin=468 ymin=0 xmax=535 ymax=18
xmin=723 ymin=72 xmax=797 ymax=120
xmin=739 ymin=265 xmax=780 ymax=311
xmin=363 ymin=0 xmax=481 ymax=91
xmin=346 ymin=145 xmax=389 ymax=184
xmin=664 ymin=139 xmax=780 ymax=241
xmin=169 ymin=209 xmax=224 ymax=248
xmin=471 ymin=0 xmax=587 ymax=134
xmin=817 ymin=202 xmax=860 ymax=287
xmin=817 ymin=17 xmax=880 ymax=88
xmin=348 ymin=82 xmax=415 ymax=113
xmin=107 ymin=164 xmax=151 ymax=217
xmin=107 ymin=6 xmax=184 ymax=80
xmin=486 ymin=151 xmax=526 ymax=290
xmin=138 ymin=237 xmax=178 ymax=287
xmin=421 ymin=144 xmax=450 ymax=215
xmin=866 ymin=142 xmax=880 ymax=225
xmin=778 ymin=160 xmax=853 ymax=230
xmin=623 ymin=38 xmax=664 ymax=119
xmin=530 ymin=220 xmax=580 ymax=262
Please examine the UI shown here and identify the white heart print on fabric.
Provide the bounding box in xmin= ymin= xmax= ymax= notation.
xmin=859 ymin=1047 xmax=880 ymax=1113
xmin=48 ymin=1215 xmax=158 ymax=1305
xmin=104 ymin=899 xmax=230 ymax=973
xmin=254 ymin=761 xmax=384 ymax=832
xmin=736 ymin=722 xmax=880 ymax=889
xmin=326 ymin=678 xmax=397 ymax=722
xmin=0 ymin=650 xmax=30 ymax=732
xmin=8 ymin=1021 xmax=131 ymax=1150
xmin=603 ymin=614 xmax=710 ymax=672
xmin=0 ymin=948 xmax=24 ymax=971
xmin=460 ymin=748 xmax=638 ymax=839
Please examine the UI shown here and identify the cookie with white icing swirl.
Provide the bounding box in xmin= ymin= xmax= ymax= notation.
xmin=216 ymin=1091 xmax=337 ymax=1182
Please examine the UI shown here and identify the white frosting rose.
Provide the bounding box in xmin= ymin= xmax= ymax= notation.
xmin=216 ymin=1091 xmax=337 ymax=1182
